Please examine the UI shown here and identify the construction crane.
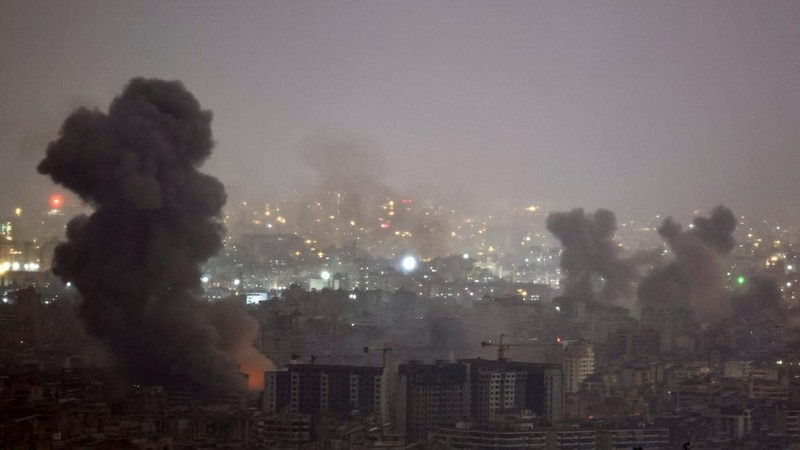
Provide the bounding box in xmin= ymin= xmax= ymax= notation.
xmin=480 ymin=334 xmax=550 ymax=361
xmin=291 ymin=351 xmax=363 ymax=365
xmin=481 ymin=333 xmax=511 ymax=360
xmin=362 ymin=343 xmax=429 ymax=368
xmin=362 ymin=344 xmax=394 ymax=368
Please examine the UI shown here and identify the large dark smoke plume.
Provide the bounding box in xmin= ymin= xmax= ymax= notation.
xmin=637 ymin=205 xmax=737 ymax=320
xmin=546 ymin=208 xmax=641 ymax=302
xmin=38 ymin=78 xmax=272 ymax=391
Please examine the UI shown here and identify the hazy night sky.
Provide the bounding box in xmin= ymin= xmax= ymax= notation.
xmin=1 ymin=1 xmax=799 ymax=219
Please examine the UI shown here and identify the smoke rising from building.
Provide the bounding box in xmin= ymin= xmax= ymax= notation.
xmin=731 ymin=274 xmax=783 ymax=316
xmin=637 ymin=205 xmax=737 ymax=320
xmin=545 ymin=208 xmax=639 ymax=303
xmin=38 ymin=78 xmax=272 ymax=391
xmin=292 ymin=135 xmax=450 ymax=258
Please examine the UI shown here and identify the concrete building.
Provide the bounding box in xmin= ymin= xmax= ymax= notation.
xmin=597 ymin=427 xmax=669 ymax=450
xmin=562 ymin=341 xmax=595 ymax=394
xmin=395 ymin=359 xmax=563 ymax=443
xmin=263 ymin=364 xmax=384 ymax=415
xmin=462 ymin=358 xmax=564 ymax=425
xmin=396 ymin=361 xmax=469 ymax=443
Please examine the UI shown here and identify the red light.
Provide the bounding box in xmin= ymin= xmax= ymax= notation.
xmin=380 ymin=222 xmax=390 ymax=229
xmin=49 ymin=194 xmax=63 ymax=209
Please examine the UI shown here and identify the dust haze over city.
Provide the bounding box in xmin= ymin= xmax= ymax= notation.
xmin=2 ymin=1 xmax=800 ymax=449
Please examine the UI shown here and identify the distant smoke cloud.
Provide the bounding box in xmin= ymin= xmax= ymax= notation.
xmin=546 ymin=208 xmax=640 ymax=302
xmin=293 ymin=134 xmax=450 ymax=258
xmin=38 ymin=78 xmax=272 ymax=391
xmin=638 ymin=205 xmax=737 ymax=320
xmin=301 ymin=135 xmax=391 ymax=197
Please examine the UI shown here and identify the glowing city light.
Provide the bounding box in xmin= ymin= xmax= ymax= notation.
xmin=49 ymin=194 xmax=64 ymax=209
xmin=401 ymin=256 xmax=417 ymax=272
xmin=737 ymin=276 xmax=745 ymax=286
xmin=321 ymin=270 xmax=331 ymax=280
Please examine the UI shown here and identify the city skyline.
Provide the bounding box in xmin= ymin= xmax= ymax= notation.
xmin=3 ymin=2 xmax=800 ymax=448
xmin=1 ymin=1 xmax=800 ymax=219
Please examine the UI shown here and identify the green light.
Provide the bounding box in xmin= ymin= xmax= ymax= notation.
xmin=737 ymin=276 xmax=745 ymax=286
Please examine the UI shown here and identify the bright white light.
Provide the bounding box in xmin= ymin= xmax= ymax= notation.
xmin=349 ymin=293 xmax=357 ymax=300
xmin=233 ymin=279 xmax=241 ymax=286
xmin=11 ymin=262 xmax=19 ymax=271
xmin=321 ymin=270 xmax=331 ymax=280
xmin=789 ymin=265 xmax=795 ymax=271
xmin=555 ymin=306 xmax=561 ymax=312
xmin=65 ymin=282 xmax=72 ymax=288
xmin=402 ymin=256 xmax=417 ymax=272
xmin=463 ymin=253 xmax=469 ymax=259
xmin=201 ymin=276 xmax=210 ymax=283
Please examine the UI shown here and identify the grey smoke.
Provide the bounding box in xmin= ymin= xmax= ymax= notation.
xmin=638 ymin=205 xmax=737 ymax=320
xmin=731 ymin=274 xmax=783 ymax=316
xmin=546 ymin=208 xmax=640 ymax=302
xmin=38 ymin=78 xmax=272 ymax=391
xmin=294 ymin=134 xmax=450 ymax=258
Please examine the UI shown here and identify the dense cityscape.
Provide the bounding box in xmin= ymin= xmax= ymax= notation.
xmin=3 ymin=2 xmax=800 ymax=450
xmin=3 ymin=187 xmax=800 ymax=448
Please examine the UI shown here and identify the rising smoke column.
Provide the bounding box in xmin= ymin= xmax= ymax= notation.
xmin=293 ymin=134 xmax=451 ymax=258
xmin=38 ymin=78 xmax=272 ymax=391
xmin=546 ymin=208 xmax=639 ymax=302
xmin=637 ymin=205 xmax=737 ymax=320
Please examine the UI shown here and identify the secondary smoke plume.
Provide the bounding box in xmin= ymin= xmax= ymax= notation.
xmin=731 ymin=274 xmax=783 ymax=316
xmin=637 ymin=205 xmax=737 ymax=320
xmin=546 ymin=208 xmax=639 ymax=302
xmin=292 ymin=134 xmax=450 ymax=258
xmin=38 ymin=78 xmax=272 ymax=391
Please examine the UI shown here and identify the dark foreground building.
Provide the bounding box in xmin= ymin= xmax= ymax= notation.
xmin=263 ymin=363 xmax=384 ymax=415
xmin=396 ymin=359 xmax=564 ymax=442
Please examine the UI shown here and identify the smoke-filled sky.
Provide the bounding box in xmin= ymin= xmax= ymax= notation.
xmin=2 ymin=1 xmax=799 ymax=218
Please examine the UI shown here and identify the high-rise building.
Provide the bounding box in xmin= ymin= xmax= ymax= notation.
xmin=395 ymin=359 xmax=563 ymax=443
xmin=396 ymin=361 xmax=469 ymax=443
xmin=607 ymin=327 xmax=661 ymax=360
xmin=263 ymin=364 xmax=384 ymax=415
xmin=462 ymin=359 xmax=564 ymax=424
xmin=562 ymin=341 xmax=595 ymax=394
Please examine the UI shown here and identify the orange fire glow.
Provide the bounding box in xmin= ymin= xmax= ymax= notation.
xmin=237 ymin=348 xmax=275 ymax=391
